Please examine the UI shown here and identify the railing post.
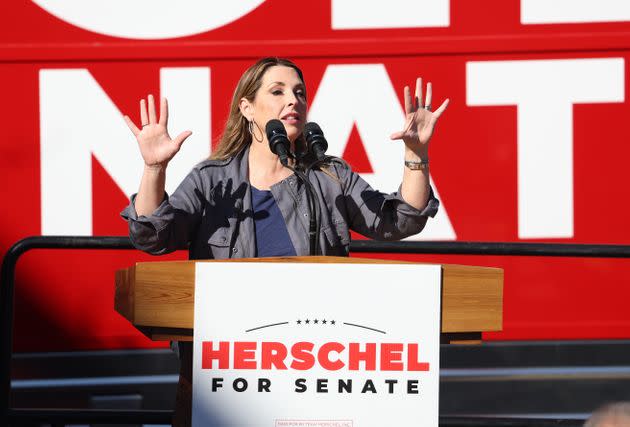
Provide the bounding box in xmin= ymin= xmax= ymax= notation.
xmin=1 ymin=239 xmax=30 ymax=425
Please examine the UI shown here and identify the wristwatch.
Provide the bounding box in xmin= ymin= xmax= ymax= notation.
xmin=404 ymin=159 xmax=429 ymax=170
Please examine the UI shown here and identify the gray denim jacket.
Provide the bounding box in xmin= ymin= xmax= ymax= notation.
xmin=121 ymin=147 xmax=438 ymax=259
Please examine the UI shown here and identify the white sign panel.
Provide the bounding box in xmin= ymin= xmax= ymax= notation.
xmin=193 ymin=262 xmax=442 ymax=427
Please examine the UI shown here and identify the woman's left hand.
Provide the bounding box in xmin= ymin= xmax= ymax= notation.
xmin=390 ymin=78 xmax=449 ymax=156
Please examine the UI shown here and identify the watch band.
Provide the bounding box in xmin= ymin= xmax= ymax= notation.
xmin=404 ymin=159 xmax=429 ymax=170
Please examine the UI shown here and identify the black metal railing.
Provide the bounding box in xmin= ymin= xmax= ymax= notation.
xmin=4 ymin=235 xmax=626 ymax=426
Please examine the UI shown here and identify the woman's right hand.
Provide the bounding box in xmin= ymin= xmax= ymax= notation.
xmin=124 ymin=94 xmax=192 ymax=170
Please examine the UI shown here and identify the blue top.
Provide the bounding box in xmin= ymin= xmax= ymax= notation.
xmin=251 ymin=186 xmax=297 ymax=257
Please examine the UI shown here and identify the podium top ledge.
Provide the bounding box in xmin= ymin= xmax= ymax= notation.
xmin=132 ymin=255 xmax=503 ymax=273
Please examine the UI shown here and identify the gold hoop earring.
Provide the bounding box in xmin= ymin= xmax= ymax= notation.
xmin=249 ymin=119 xmax=264 ymax=143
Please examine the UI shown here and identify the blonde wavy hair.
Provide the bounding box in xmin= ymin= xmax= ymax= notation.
xmin=211 ymin=57 xmax=307 ymax=161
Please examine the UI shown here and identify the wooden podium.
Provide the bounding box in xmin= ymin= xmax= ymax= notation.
xmin=115 ymin=256 xmax=503 ymax=344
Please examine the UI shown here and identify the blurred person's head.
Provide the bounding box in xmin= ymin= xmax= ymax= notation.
xmin=585 ymin=402 xmax=630 ymax=427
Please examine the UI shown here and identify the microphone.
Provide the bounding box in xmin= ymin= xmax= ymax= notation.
xmin=265 ymin=119 xmax=291 ymax=166
xmin=304 ymin=122 xmax=328 ymax=161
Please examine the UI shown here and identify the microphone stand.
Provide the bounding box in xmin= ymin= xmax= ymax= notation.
xmin=285 ymin=163 xmax=321 ymax=256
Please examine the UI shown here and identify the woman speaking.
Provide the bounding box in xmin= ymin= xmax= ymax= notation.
xmin=121 ymin=57 xmax=448 ymax=425
xmin=122 ymin=57 xmax=447 ymax=259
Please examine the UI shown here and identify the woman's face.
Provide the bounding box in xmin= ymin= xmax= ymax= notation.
xmin=244 ymin=65 xmax=307 ymax=142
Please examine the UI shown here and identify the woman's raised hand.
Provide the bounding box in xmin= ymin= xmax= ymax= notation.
xmin=390 ymin=78 xmax=449 ymax=156
xmin=124 ymin=94 xmax=192 ymax=170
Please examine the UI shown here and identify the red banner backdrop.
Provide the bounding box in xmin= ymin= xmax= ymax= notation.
xmin=1 ymin=1 xmax=629 ymax=351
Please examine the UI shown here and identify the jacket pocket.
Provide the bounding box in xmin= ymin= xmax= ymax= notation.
xmin=206 ymin=221 xmax=231 ymax=259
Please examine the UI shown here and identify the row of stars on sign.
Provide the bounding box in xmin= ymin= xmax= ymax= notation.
xmin=296 ymin=319 xmax=336 ymax=325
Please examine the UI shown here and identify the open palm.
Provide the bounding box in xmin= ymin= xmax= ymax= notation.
xmin=124 ymin=94 xmax=192 ymax=169
xmin=390 ymin=78 xmax=449 ymax=155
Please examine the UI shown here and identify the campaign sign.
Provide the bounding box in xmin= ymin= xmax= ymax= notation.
xmin=192 ymin=262 xmax=441 ymax=426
